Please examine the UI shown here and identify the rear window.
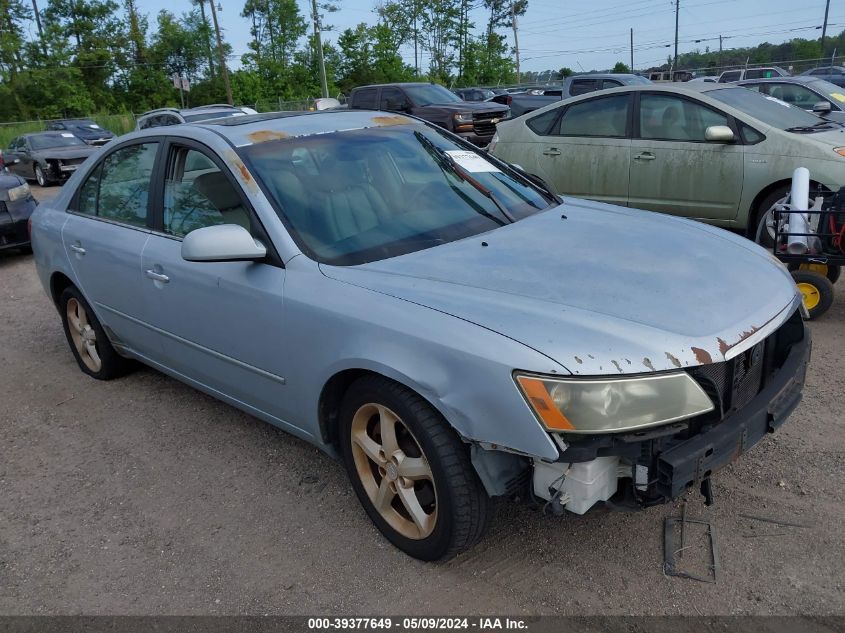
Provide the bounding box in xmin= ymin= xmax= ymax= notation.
xmin=353 ymin=88 xmax=378 ymax=109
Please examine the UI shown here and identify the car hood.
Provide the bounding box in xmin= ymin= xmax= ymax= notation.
xmin=70 ymin=127 xmax=113 ymax=139
xmin=321 ymin=199 xmax=800 ymax=375
xmin=33 ymin=146 xmax=99 ymax=159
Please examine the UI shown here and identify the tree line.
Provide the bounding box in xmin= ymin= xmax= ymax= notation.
xmin=0 ymin=0 xmax=524 ymax=121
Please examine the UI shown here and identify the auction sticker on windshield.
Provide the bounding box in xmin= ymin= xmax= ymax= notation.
xmin=445 ymin=150 xmax=501 ymax=173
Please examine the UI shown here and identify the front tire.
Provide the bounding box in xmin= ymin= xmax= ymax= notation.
xmin=340 ymin=375 xmax=492 ymax=561
xmin=752 ymin=186 xmax=790 ymax=247
xmin=34 ymin=164 xmax=49 ymax=187
xmin=59 ymin=286 xmax=134 ymax=379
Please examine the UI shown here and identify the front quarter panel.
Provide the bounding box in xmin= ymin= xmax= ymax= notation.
xmin=282 ymin=257 xmax=563 ymax=461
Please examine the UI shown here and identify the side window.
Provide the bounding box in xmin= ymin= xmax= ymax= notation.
xmin=570 ymin=79 xmax=599 ymax=96
xmin=96 ymin=143 xmax=159 ymax=227
xmin=767 ymin=84 xmax=818 ymax=109
xmin=720 ymin=71 xmax=741 ymax=82
xmin=354 ymin=88 xmax=378 ymax=109
xmin=163 ymin=147 xmax=250 ymax=238
xmin=526 ymin=107 xmax=560 ymax=135
xmin=380 ymin=87 xmax=405 ymax=110
xmin=639 ymin=94 xmax=728 ymax=142
xmin=554 ymin=94 xmax=629 ymax=137
xmin=811 ymin=68 xmax=829 ymax=76
xmin=743 ymin=84 xmax=766 ymax=93
xmin=602 ymin=79 xmax=622 ymax=90
xmin=77 ymin=163 xmax=102 ymax=215
xmin=740 ymin=123 xmax=765 ymax=145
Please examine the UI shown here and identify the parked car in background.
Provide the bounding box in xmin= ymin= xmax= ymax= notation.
xmin=689 ymin=76 xmax=718 ymax=83
xmin=0 ymin=173 xmax=37 ymax=252
xmin=47 ymin=119 xmax=115 ymax=146
xmin=799 ymin=65 xmax=845 ymax=88
xmin=348 ymin=82 xmax=509 ymax=146
xmin=738 ymin=76 xmax=845 ymax=123
xmin=718 ymin=66 xmax=790 ymax=82
xmin=454 ymin=87 xmax=496 ymax=101
xmin=4 ymin=132 xmax=100 ymax=187
xmin=135 ymin=105 xmax=247 ymax=130
xmin=648 ymin=70 xmax=693 ymax=82
xmin=497 ymin=74 xmax=650 ymax=117
xmin=490 ymin=83 xmax=845 ymax=239
xmin=30 ymin=109 xmax=810 ymax=561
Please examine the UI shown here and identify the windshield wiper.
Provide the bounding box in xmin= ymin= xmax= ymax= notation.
xmin=413 ymin=131 xmax=516 ymax=223
xmin=785 ymin=120 xmax=837 ymax=133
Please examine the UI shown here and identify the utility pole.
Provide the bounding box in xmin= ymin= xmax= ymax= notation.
xmin=821 ymin=0 xmax=831 ymax=57
xmin=673 ymin=0 xmax=680 ymax=72
xmin=511 ymin=1 xmax=520 ymax=83
xmin=718 ymin=34 xmax=723 ymax=70
xmin=311 ymin=0 xmax=329 ymax=98
xmin=630 ymin=28 xmax=633 ymax=72
xmin=208 ymin=0 xmax=233 ymax=105
xmin=31 ymin=0 xmax=45 ymax=52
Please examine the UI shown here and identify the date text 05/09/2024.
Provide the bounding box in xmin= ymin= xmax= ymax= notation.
xmin=307 ymin=618 xmax=529 ymax=630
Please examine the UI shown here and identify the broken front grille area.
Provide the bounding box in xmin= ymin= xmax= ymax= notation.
xmin=686 ymin=307 xmax=804 ymax=426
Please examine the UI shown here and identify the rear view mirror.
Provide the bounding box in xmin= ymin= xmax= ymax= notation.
xmin=704 ymin=125 xmax=735 ymax=142
xmin=181 ymin=224 xmax=267 ymax=263
xmin=813 ymin=101 xmax=833 ymax=114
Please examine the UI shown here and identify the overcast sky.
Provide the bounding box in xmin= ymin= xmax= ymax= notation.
xmin=24 ymin=0 xmax=845 ymax=74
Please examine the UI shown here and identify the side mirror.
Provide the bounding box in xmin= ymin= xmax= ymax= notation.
xmin=813 ymin=100 xmax=833 ymax=114
xmin=704 ymin=125 xmax=735 ymax=142
xmin=181 ymin=224 xmax=267 ymax=263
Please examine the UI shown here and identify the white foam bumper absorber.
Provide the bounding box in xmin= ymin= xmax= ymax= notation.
xmin=788 ymin=167 xmax=811 ymax=255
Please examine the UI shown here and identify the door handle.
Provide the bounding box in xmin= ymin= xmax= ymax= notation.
xmin=634 ymin=152 xmax=656 ymax=161
xmin=145 ymin=269 xmax=170 ymax=283
xmin=542 ymin=147 xmax=561 ymax=156
xmin=69 ymin=244 xmax=86 ymax=255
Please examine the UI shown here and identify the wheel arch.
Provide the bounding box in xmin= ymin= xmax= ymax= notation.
xmin=49 ymin=271 xmax=75 ymax=309
xmin=317 ymin=366 xmax=452 ymax=450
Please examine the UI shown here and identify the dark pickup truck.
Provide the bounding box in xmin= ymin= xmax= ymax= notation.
xmin=348 ymin=82 xmax=509 ymax=146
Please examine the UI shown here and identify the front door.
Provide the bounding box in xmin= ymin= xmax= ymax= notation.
xmin=628 ymin=93 xmax=744 ymax=221
xmin=532 ymin=93 xmax=632 ymax=206
xmin=139 ymin=142 xmax=293 ymax=426
xmin=61 ymin=141 xmax=161 ymax=359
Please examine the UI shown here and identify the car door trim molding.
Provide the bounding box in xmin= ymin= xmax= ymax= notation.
xmin=95 ymin=302 xmax=288 ymax=385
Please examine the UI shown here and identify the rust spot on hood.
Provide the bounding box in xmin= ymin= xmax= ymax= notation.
xmin=247 ymin=130 xmax=290 ymax=143
xmin=371 ymin=115 xmax=410 ymax=126
xmin=738 ymin=325 xmax=760 ymax=342
xmin=642 ymin=357 xmax=655 ymax=371
xmin=665 ymin=352 xmax=682 ymax=368
xmin=717 ymin=338 xmax=729 ymax=355
xmin=691 ymin=347 xmax=712 ymax=365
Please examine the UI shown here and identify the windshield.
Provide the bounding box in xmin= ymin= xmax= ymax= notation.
xmin=67 ymin=120 xmax=100 ymax=129
xmin=708 ymin=86 xmax=832 ymax=131
xmin=243 ymin=124 xmax=554 ymax=266
xmin=629 ymin=75 xmax=651 ymax=84
xmin=404 ymin=84 xmax=463 ymax=106
xmin=29 ymin=134 xmax=88 ymax=150
xmin=183 ymin=110 xmax=245 ymax=122
xmin=808 ymin=79 xmax=845 ymax=104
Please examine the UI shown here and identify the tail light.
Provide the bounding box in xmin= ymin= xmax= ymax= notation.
xmin=27 ymin=217 xmax=33 ymax=239
xmin=506 ymin=95 xmax=513 ymax=106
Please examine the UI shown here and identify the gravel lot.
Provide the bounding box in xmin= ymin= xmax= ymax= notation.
xmin=1 ymin=184 xmax=843 ymax=615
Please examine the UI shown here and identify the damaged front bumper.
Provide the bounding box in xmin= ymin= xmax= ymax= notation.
xmin=533 ymin=310 xmax=811 ymax=513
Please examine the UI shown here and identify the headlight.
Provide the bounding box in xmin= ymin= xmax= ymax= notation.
xmin=515 ymin=372 xmax=714 ymax=434
xmin=7 ymin=182 xmax=31 ymax=202
xmin=454 ymin=112 xmax=473 ymax=124
xmin=834 ymin=147 xmax=845 ymax=157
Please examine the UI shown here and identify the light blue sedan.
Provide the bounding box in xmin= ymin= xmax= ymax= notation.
xmin=31 ymin=110 xmax=810 ymax=560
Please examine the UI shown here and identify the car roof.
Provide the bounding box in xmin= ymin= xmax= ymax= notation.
xmin=352 ymin=82 xmax=442 ymax=90
xmin=139 ymin=105 xmax=241 ymax=117
xmin=738 ymin=76 xmax=821 ymax=86
xmin=188 ymin=109 xmax=423 ymax=147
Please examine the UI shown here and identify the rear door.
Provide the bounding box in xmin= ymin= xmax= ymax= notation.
xmin=61 ymin=140 xmax=162 ymax=358
xmin=628 ymin=92 xmax=743 ymax=220
xmin=138 ymin=139 xmax=292 ymax=424
xmin=528 ymin=92 xmax=632 ymax=205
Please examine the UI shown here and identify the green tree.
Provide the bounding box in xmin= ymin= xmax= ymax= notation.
xmin=612 ymin=61 xmax=629 ymax=73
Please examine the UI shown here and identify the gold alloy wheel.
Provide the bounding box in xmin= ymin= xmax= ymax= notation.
xmin=797 ymin=282 xmax=822 ymax=311
xmin=66 ymin=297 xmax=102 ymax=372
xmin=350 ymin=403 xmax=437 ymax=539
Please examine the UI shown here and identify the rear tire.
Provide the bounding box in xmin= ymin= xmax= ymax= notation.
xmin=340 ymin=375 xmax=492 ymax=561
xmin=752 ymin=186 xmax=790 ymax=247
xmin=59 ymin=286 xmax=134 ymax=380
xmin=791 ymin=270 xmax=834 ymax=319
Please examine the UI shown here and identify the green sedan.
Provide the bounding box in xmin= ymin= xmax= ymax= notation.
xmin=489 ymin=83 xmax=845 ymax=236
